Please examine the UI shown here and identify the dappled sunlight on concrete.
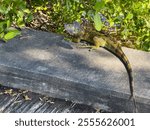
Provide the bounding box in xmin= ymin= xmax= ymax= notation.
xmin=0 ymin=29 xmax=150 ymax=112
xmin=22 ymin=48 xmax=54 ymax=60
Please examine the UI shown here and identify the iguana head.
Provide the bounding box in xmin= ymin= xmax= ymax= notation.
xmin=64 ymin=21 xmax=84 ymax=37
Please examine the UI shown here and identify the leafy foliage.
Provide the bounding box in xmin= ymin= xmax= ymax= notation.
xmin=0 ymin=0 xmax=149 ymax=51
xmin=0 ymin=0 xmax=32 ymax=41
xmin=102 ymin=0 xmax=150 ymax=51
xmin=39 ymin=0 xmax=149 ymax=51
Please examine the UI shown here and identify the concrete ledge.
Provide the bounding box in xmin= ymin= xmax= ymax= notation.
xmin=0 ymin=29 xmax=150 ymax=112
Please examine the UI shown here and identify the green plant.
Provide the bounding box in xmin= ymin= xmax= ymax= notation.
xmin=102 ymin=0 xmax=150 ymax=51
xmin=49 ymin=0 xmax=84 ymax=32
xmin=55 ymin=0 xmax=150 ymax=51
xmin=0 ymin=0 xmax=32 ymax=41
xmin=1 ymin=0 xmax=149 ymax=51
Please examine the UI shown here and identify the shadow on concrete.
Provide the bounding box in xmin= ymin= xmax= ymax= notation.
xmin=0 ymin=29 xmax=150 ymax=112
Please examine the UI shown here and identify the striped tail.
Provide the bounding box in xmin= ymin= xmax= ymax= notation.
xmin=103 ymin=44 xmax=137 ymax=112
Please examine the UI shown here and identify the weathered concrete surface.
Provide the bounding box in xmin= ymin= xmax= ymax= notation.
xmin=0 ymin=29 xmax=150 ymax=112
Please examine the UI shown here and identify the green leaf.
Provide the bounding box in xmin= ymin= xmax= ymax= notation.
xmin=26 ymin=14 xmax=33 ymax=23
xmin=126 ymin=13 xmax=133 ymax=20
xmin=109 ymin=19 xmax=114 ymax=27
xmin=0 ymin=5 xmax=9 ymax=14
xmin=0 ymin=32 xmax=4 ymax=39
xmin=0 ymin=21 xmax=7 ymax=32
xmin=23 ymin=9 xmax=31 ymax=14
xmin=6 ymin=20 xmax=11 ymax=28
xmin=4 ymin=30 xmax=21 ymax=41
xmin=94 ymin=13 xmax=103 ymax=31
xmin=145 ymin=19 xmax=150 ymax=28
xmin=94 ymin=1 xmax=105 ymax=11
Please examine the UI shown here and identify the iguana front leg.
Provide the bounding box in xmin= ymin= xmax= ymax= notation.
xmin=77 ymin=36 xmax=106 ymax=50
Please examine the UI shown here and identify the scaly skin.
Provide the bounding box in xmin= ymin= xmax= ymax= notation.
xmin=65 ymin=22 xmax=137 ymax=112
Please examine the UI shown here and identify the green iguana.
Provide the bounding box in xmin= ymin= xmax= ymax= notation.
xmin=65 ymin=21 xmax=137 ymax=112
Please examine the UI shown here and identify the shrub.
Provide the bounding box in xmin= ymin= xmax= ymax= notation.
xmin=0 ymin=0 xmax=32 ymax=41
